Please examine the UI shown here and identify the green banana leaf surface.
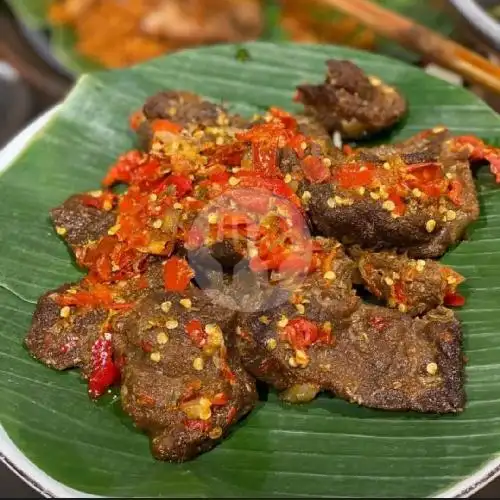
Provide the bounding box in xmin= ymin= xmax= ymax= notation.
xmin=7 ymin=0 xmax=453 ymax=73
xmin=1 ymin=42 xmax=500 ymax=498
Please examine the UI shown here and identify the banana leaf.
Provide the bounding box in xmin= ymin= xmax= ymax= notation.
xmin=2 ymin=42 xmax=500 ymax=498
xmin=7 ymin=0 xmax=453 ymax=74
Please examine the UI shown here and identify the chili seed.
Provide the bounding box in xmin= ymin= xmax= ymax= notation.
xmin=55 ymin=226 xmax=67 ymax=236
xmin=179 ymin=298 xmax=192 ymax=309
xmin=166 ymin=319 xmax=179 ymax=329
xmin=59 ymin=306 xmax=71 ymax=318
xmin=426 ymin=362 xmax=438 ymax=375
xmin=209 ymin=426 xmax=223 ymax=440
xmin=327 ymin=197 xmax=336 ymax=208
xmin=161 ymin=301 xmax=172 ymax=313
xmin=382 ymin=200 xmax=395 ymax=211
xmin=259 ymin=315 xmax=270 ymax=325
xmin=277 ymin=315 xmax=288 ymax=328
xmin=384 ymin=277 xmax=394 ymax=286
xmin=295 ymin=304 xmax=305 ymax=314
xmin=425 ymin=219 xmax=437 ymax=233
xmin=157 ymin=332 xmax=169 ymax=345
xmin=107 ymin=224 xmax=121 ymax=235
xmin=193 ymin=357 xmax=204 ymax=371
xmin=295 ymin=350 xmax=309 ymax=368
xmin=323 ymin=271 xmax=336 ymax=281
xmin=446 ymin=210 xmax=457 ymax=221
xmin=266 ymin=338 xmax=277 ymax=351
xmin=150 ymin=352 xmax=161 ymax=363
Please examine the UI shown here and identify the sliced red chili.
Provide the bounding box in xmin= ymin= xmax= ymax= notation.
xmin=448 ymin=179 xmax=463 ymax=206
xmin=184 ymin=419 xmax=211 ymax=433
xmin=302 ymin=155 xmax=330 ymax=183
xmin=88 ymin=335 xmax=120 ymax=399
xmin=103 ymin=150 xmax=143 ymax=187
xmin=163 ymin=256 xmax=194 ymax=292
xmin=163 ymin=174 xmax=193 ymax=198
xmin=335 ymin=163 xmax=375 ymax=188
xmin=444 ymin=292 xmax=466 ymax=307
xmin=282 ymin=317 xmax=319 ymax=350
xmin=212 ymin=392 xmax=229 ymax=406
xmin=151 ymin=119 xmax=183 ymax=134
xmin=129 ymin=109 xmax=145 ymax=131
xmin=393 ymin=281 xmax=407 ymax=304
xmin=185 ymin=319 xmax=207 ymax=349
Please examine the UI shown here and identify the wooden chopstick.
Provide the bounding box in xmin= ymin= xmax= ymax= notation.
xmin=314 ymin=0 xmax=500 ymax=95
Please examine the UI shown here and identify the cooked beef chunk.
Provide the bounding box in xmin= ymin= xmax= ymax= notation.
xmin=25 ymin=260 xmax=164 ymax=377
xmin=304 ymin=128 xmax=480 ymax=258
xmin=25 ymin=284 xmax=108 ymax=374
xmin=50 ymin=194 xmax=116 ymax=253
xmin=237 ymin=295 xmax=464 ymax=413
xmin=138 ymin=90 xmax=248 ymax=150
xmin=296 ymin=60 xmax=407 ymax=139
xmin=351 ymin=247 xmax=465 ymax=316
xmin=113 ymin=289 xmax=257 ymax=462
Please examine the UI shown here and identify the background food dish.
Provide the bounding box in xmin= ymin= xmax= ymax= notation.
xmin=6 ymin=0 xmax=453 ymax=73
xmin=2 ymin=42 xmax=500 ymax=497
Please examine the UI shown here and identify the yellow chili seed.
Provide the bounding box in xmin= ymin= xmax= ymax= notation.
xmin=193 ymin=357 xmax=204 ymax=371
xmin=59 ymin=306 xmax=71 ymax=318
xmin=157 ymin=332 xmax=169 ymax=345
xmin=426 ymin=362 xmax=438 ymax=375
xmin=150 ymin=352 xmax=161 ymax=363
xmin=425 ymin=219 xmax=437 ymax=233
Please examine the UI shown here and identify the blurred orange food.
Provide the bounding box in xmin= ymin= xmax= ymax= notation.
xmin=49 ymin=0 xmax=263 ymax=68
xmin=49 ymin=0 xmax=376 ymax=69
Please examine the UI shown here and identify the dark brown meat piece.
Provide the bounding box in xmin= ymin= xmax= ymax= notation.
xmin=24 ymin=284 xmax=108 ymax=375
xmin=50 ymin=194 xmax=116 ymax=254
xmin=237 ymin=294 xmax=464 ymax=413
xmin=137 ymin=90 xmax=248 ymax=150
xmin=351 ymin=247 xmax=465 ymax=316
xmin=24 ymin=260 xmax=164 ymax=376
xmin=305 ymin=128 xmax=480 ymax=258
xmin=296 ymin=60 xmax=407 ymax=139
xmin=113 ymin=289 xmax=257 ymax=462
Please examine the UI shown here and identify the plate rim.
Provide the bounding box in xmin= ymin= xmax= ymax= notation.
xmin=0 ymin=101 xmax=499 ymax=500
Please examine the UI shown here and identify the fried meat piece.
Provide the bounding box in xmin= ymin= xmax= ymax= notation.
xmin=296 ymin=60 xmax=407 ymax=139
xmin=24 ymin=283 xmax=108 ymax=374
xmin=50 ymin=193 xmax=116 ymax=254
xmin=304 ymin=128 xmax=480 ymax=258
xmin=352 ymin=247 xmax=465 ymax=316
xmin=136 ymin=90 xmax=248 ymax=150
xmin=237 ymin=295 xmax=464 ymax=413
xmin=24 ymin=260 xmax=163 ymax=380
xmin=113 ymin=289 xmax=257 ymax=462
